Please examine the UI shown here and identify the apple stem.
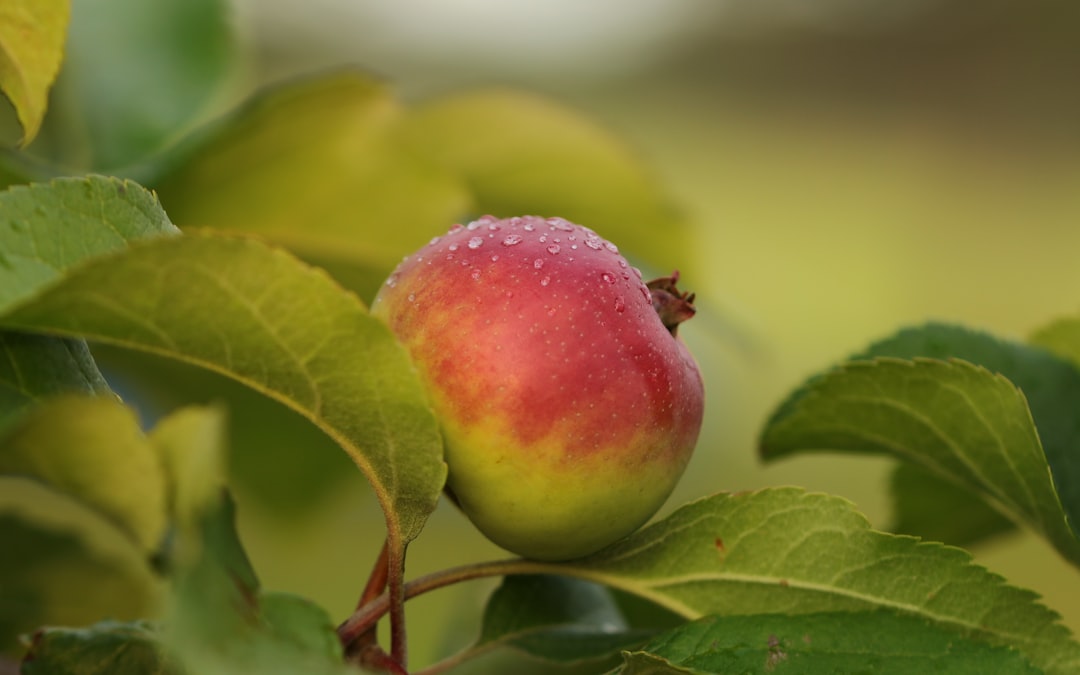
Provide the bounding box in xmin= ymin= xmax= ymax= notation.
xmin=647 ymin=271 xmax=696 ymax=336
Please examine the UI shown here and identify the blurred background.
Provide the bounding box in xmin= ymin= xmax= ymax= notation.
xmin=14 ymin=0 xmax=1080 ymax=670
xmin=214 ymin=0 xmax=1080 ymax=667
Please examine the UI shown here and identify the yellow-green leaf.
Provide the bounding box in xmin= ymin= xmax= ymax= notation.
xmin=0 ymin=0 xmax=69 ymax=145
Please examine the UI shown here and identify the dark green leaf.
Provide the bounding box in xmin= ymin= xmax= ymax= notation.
xmin=260 ymin=592 xmax=344 ymax=663
xmin=542 ymin=488 xmax=1080 ymax=675
xmin=889 ymin=462 xmax=1015 ymax=547
xmin=29 ymin=0 xmax=235 ymax=172
xmin=478 ymin=575 xmax=654 ymax=666
xmin=0 ymin=332 xmax=110 ymax=433
xmin=761 ymin=323 xmax=1080 ymax=565
xmin=616 ymin=611 xmax=1043 ymax=674
xmin=0 ymin=0 xmax=69 ymax=145
xmin=0 ymin=231 xmax=446 ymax=546
xmin=20 ymin=620 xmax=174 ymax=675
xmin=0 ymin=176 xmax=178 ymax=313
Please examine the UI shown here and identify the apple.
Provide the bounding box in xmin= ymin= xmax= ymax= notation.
xmin=371 ymin=215 xmax=704 ymax=560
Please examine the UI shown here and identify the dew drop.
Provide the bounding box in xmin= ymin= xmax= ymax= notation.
xmin=466 ymin=220 xmax=482 ymax=230
xmin=571 ymin=244 xmax=578 ymax=250
xmin=539 ymin=235 xmax=547 ymax=243
xmin=468 ymin=237 xmax=484 ymax=250
xmin=540 ymin=276 xmax=551 ymax=286
xmin=605 ymin=242 xmax=619 ymax=253
xmin=584 ymin=236 xmax=603 ymax=250
xmin=448 ymin=243 xmax=459 ymax=252
xmin=429 ymin=235 xmax=442 ymax=245
xmin=600 ymin=272 xmax=615 ymax=284
xmin=614 ymin=297 xmax=626 ymax=313
xmin=533 ymin=258 xmax=544 ymax=269
xmin=548 ymin=217 xmax=574 ymax=232
xmin=445 ymin=253 xmax=455 ymax=261
xmin=632 ymin=266 xmax=643 ymax=278
xmin=523 ymin=223 xmax=535 ymax=232
xmin=502 ymin=234 xmax=523 ymax=246
xmin=547 ymin=244 xmax=561 ymax=255
xmin=547 ymin=307 xmax=557 ymax=316
xmin=618 ymin=259 xmax=627 ymax=268
xmin=471 ymin=268 xmax=482 ymax=280
xmin=490 ymin=254 xmax=500 ymax=262
xmin=488 ymin=222 xmax=501 ymax=231
xmin=407 ymin=293 xmax=416 ymax=303
xmin=449 ymin=223 xmax=464 ymax=233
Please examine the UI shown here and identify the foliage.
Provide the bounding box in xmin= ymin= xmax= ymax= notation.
xmin=2 ymin=2 xmax=1079 ymax=674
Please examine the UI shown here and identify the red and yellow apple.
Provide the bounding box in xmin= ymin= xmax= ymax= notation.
xmin=372 ymin=215 xmax=704 ymax=560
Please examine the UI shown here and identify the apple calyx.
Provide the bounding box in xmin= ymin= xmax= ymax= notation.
xmin=647 ymin=271 xmax=696 ymax=336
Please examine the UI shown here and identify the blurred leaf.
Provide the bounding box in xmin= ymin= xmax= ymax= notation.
xmin=260 ymin=592 xmax=344 ymax=663
xmin=0 ymin=176 xmax=178 ymax=312
xmin=762 ymin=322 xmax=1080 ymax=563
xmin=615 ymin=653 xmax=698 ymax=675
xmin=0 ymin=0 xmax=69 ymax=145
xmin=148 ymin=404 xmax=227 ymax=530
xmin=1032 ymin=315 xmax=1080 ymax=370
xmin=154 ymin=70 xmax=470 ymax=273
xmin=547 ymin=488 xmax=1080 ymax=675
xmin=0 ymin=332 xmax=111 ymax=433
xmin=160 ymin=410 xmax=349 ymax=674
xmin=0 ymin=481 xmax=161 ymax=656
xmin=0 ymin=232 xmax=446 ymax=546
xmin=761 ymin=358 xmax=1080 ymax=565
xmin=890 ymin=462 xmax=1016 ymax=547
xmin=404 ymin=89 xmax=692 ymax=275
xmin=476 ymin=575 xmax=654 ymax=667
xmin=102 ymin=346 xmax=361 ymax=517
xmin=0 ymin=396 xmax=166 ymax=552
xmin=614 ymin=611 xmax=1043 ymax=675
xmin=29 ymin=0 xmax=234 ymax=172
xmin=20 ymin=620 xmax=175 ymax=675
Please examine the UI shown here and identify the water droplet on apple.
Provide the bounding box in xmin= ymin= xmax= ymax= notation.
xmin=407 ymin=293 xmax=416 ymax=302
xmin=502 ymin=234 xmax=523 ymax=246
xmin=448 ymin=243 xmax=459 ymax=252
xmin=490 ymin=254 xmax=500 ymax=262
xmin=533 ymin=259 xmax=544 ymax=269
xmin=604 ymin=242 xmax=619 ymax=253
xmin=449 ymin=223 xmax=464 ymax=233
xmin=429 ymin=235 xmax=442 ymax=245
xmin=468 ymin=237 xmax=484 ymax=249
xmin=600 ymin=272 xmax=615 ymax=284
xmin=547 ymin=244 xmax=561 ymax=255
xmin=466 ymin=220 xmax=482 ymax=230
xmin=571 ymin=244 xmax=578 ymax=250
xmin=523 ymin=223 xmax=535 ymax=232
xmin=632 ymin=267 xmax=643 ymax=278
xmin=614 ymin=297 xmax=626 ymax=313
xmin=540 ymin=276 xmax=551 ymax=286
xmin=471 ymin=268 xmax=482 ymax=280
xmin=548 ymin=217 xmax=574 ymax=231
xmin=584 ymin=236 xmax=603 ymax=250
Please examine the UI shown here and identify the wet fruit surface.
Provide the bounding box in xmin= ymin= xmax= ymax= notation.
xmin=372 ymin=215 xmax=704 ymax=560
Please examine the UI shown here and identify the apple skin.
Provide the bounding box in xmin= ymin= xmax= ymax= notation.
xmin=371 ymin=215 xmax=704 ymax=561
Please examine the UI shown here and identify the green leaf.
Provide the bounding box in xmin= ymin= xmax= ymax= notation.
xmin=889 ymin=462 xmax=1015 ymax=547
xmin=403 ymin=89 xmax=692 ymax=275
xmin=1032 ymin=316 xmax=1080 ymax=371
xmin=0 ymin=0 xmax=69 ymax=146
xmin=0 ymin=482 xmax=161 ymax=655
xmin=260 ymin=592 xmax=344 ymax=664
xmin=616 ymin=611 xmax=1043 ymax=675
xmin=542 ymin=488 xmax=1080 ymax=675
xmin=154 ymin=70 xmax=470 ymax=276
xmin=761 ymin=324 xmax=1080 ymax=566
xmin=160 ymin=412 xmax=349 ymax=675
xmin=0 ymin=331 xmax=111 ymax=433
xmin=20 ymin=620 xmax=175 ymax=675
xmin=477 ymin=575 xmax=654 ymax=666
xmin=0 ymin=176 xmax=179 ymax=312
xmin=30 ymin=0 xmax=235 ymax=172
xmin=0 ymin=232 xmax=446 ymax=546
xmin=0 ymin=396 xmax=167 ymax=552
xmin=148 ymin=404 xmax=228 ymax=530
